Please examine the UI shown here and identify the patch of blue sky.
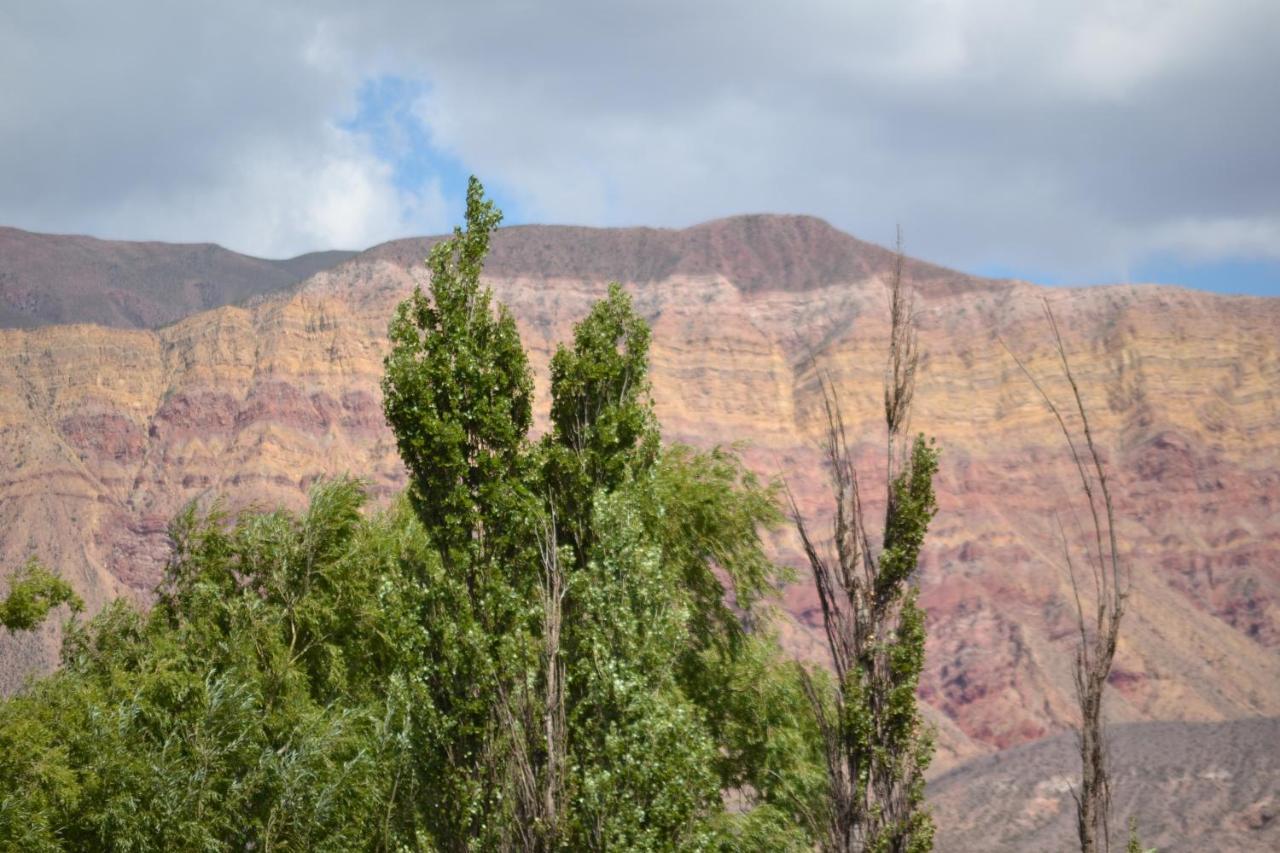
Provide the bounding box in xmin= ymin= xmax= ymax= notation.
xmin=341 ymin=75 xmax=525 ymax=230
xmin=1130 ymin=255 xmax=1280 ymax=298
xmin=976 ymin=257 xmax=1280 ymax=297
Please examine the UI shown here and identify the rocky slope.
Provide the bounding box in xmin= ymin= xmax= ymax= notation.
xmin=0 ymin=225 xmax=354 ymax=329
xmin=928 ymin=717 xmax=1280 ymax=852
xmin=1 ymin=216 xmax=1277 ymax=778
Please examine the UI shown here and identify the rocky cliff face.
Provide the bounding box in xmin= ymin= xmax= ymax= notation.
xmin=2 ymin=215 xmax=1277 ymax=773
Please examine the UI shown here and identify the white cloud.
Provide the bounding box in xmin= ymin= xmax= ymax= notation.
xmin=1141 ymin=216 xmax=1280 ymax=262
xmin=78 ymin=127 xmax=449 ymax=257
xmin=0 ymin=1 xmax=443 ymax=257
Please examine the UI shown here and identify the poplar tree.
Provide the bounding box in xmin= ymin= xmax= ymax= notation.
xmin=791 ymin=239 xmax=938 ymax=852
xmin=382 ymin=176 xmax=542 ymax=849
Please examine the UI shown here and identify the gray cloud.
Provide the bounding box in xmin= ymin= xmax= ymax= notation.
xmin=0 ymin=2 xmax=448 ymax=256
xmin=2 ymin=0 xmax=1277 ymax=283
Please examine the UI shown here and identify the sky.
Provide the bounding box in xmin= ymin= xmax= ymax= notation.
xmin=2 ymin=1 xmax=1278 ymax=295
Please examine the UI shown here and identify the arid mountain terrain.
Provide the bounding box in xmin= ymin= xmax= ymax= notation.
xmin=0 ymin=225 xmax=354 ymax=329
xmin=930 ymin=717 xmax=1279 ymax=852
xmin=1 ymin=216 xmax=1277 ymax=846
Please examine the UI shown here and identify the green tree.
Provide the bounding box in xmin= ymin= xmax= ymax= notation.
xmin=542 ymin=282 xmax=658 ymax=562
xmin=0 ymin=480 xmax=414 ymax=851
xmin=0 ymin=558 xmax=82 ymax=633
xmin=0 ymin=176 xmax=825 ymax=853
xmin=790 ymin=237 xmax=938 ymax=851
xmin=538 ymin=276 xmax=822 ymax=850
xmin=382 ymin=176 xmax=534 ymax=574
xmin=382 ymin=176 xmax=542 ymax=849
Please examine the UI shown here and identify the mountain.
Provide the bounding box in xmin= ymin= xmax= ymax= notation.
xmin=928 ymin=717 xmax=1280 ymax=852
xmin=0 ymin=215 xmax=1277 ymax=787
xmin=0 ymin=226 xmax=356 ymax=329
xmin=361 ymin=215 xmax=980 ymax=295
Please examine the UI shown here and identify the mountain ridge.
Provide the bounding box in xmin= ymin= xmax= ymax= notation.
xmin=0 ymin=225 xmax=358 ymax=330
xmin=2 ymin=215 xmax=1010 ymax=337
xmin=0 ymin=218 xmax=1276 ymax=815
xmin=360 ymin=214 xmax=1004 ymax=297
xmin=7 ymin=216 xmax=1255 ymax=340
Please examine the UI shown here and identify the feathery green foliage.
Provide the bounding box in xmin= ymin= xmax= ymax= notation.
xmin=0 ymin=479 xmax=414 ymax=851
xmin=0 ymin=558 xmax=82 ymax=633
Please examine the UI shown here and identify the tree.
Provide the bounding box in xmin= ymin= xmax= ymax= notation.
xmin=539 ymin=282 xmax=819 ymax=849
xmin=543 ymin=282 xmax=659 ymax=565
xmin=0 ymin=558 xmax=82 ymax=633
xmin=1003 ymin=303 xmax=1130 ymax=853
xmin=790 ymin=238 xmax=938 ymax=852
xmin=0 ymin=176 xmax=825 ymax=852
xmin=382 ymin=175 xmax=543 ymax=850
xmin=382 ymin=176 xmax=534 ymax=576
xmin=0 ymin=479 xmax=415 ymax=852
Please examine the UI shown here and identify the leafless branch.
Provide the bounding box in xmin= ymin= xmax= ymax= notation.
xmin=1004 ymin=299 xmax=1128 ymax=853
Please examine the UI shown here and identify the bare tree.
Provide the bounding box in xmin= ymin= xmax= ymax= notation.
xmin=790 ymin=234 xmax=939 ymax=852
xmin=1003 ymin=302 xmax=1129 ymax=853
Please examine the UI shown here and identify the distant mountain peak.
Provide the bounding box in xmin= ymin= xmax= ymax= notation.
xmin=365 ymin=214 xmax=1001 ymax=296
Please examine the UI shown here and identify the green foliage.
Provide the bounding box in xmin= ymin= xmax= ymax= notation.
xmin=543 ymin=282 xmax=659 ymax=560
xmin=860 ymin=435 xmax=939 ymax=852
xmin=878 ymin=437 xmax=941 ymax=606
xmin=0 ymin=176 xmax=827 ymax=851
xmin=0 ymin=480 xmax=411 ymax=851
xmin=799 ymin=432 xmax=939 ymax=852
xmin=381 ymin=177 xmax=543 ymax=848
xmin=382 ymin=175 xmax=534 ymax=572
xmin=539 ymin=282 xmax=821 ymax=847
xmin=0 ymin=558 xmax=82 ymax=633
xmin=561 ymin=486 xmax=719 ymax=848
xmin=702 ymin=634 xmax=828 ymax=851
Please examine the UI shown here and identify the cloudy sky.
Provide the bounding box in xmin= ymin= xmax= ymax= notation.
xmin=3 ymin=1 xmax=1278 ymax=294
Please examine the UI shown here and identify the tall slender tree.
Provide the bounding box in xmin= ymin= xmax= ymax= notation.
xmin=382 ymin=176 xmax=534 ymax=576
xmin=382 ymin=175 xmax=542 ymax=849
xmin=1003 ymin=302 xmax=1130 ymax=853
xmin=791 ymin=238 xmax=938 ymax=852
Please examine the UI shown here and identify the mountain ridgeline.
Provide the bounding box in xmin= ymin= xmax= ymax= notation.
xmin=0 ymin=225 xmax=356 ymax=329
